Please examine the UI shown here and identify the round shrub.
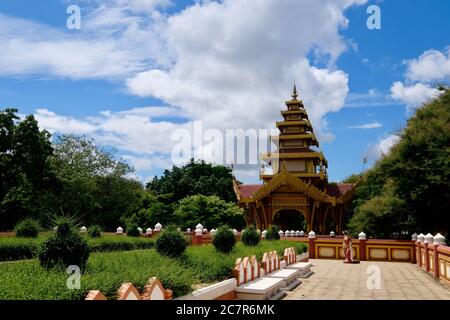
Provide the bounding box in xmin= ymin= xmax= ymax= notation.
xmin=126 ymin=222 xmax=141 ymax=237
xmin=38 ymin=218 xmax=90 ymax=270
xmin=241 ymin=226 xmax=260 ymax=246
xmin=156 ymin=225 xmax=187 ymax=258
xmin=15 ymin=218 xmax=40 ymax=238
xmin=212 ymin=226 xmax=235 ymax=253
xmin=88 ymin=225 xmax=102 ymax=238
xmin=265 ymin=225 xmax=280 ymax=241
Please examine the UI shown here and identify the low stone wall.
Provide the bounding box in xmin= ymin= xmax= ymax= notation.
xmin=415 ymin=234 xmax=450 ymax=284
xmin=278 ymin=231 xmax=450 ymax=284
xmin=280 ymin=235 xmax=416 ymax=262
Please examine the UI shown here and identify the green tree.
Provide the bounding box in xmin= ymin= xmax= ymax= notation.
xmin=126 ymin=191 xmax=176 ymax=228
xmin=342 ymin=173 xmax=361 ymax=183
xmin=50 ymin=135 xmax=142 ymax=230
xmin=146 ymin=159 xmax=237 ymax=203
xmin=347 ymin=89 xmax=450 ymax=238
xmin=174 ymin=194 xmax=245 ymax=230
xmin=0 ymin=109 xmax=56 ymax=230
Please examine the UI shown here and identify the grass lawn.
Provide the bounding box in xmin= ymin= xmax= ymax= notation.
xmin=0 ymin=240 xmax=306 ymax=300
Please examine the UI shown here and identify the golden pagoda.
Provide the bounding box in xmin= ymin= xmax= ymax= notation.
xmin=234 ymin=85 xmax=358 ymax=234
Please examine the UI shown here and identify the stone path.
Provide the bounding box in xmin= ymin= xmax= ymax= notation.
xmin=285 ymin=259 xmax=450 ymax=300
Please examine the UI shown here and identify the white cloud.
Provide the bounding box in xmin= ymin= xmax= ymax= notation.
xmin=0 ymin=5 xmax=168 ymax=79
xmin=366 ymin=134 xmax=400 ymax=161
xmin=122 ymin=154 xmax=171 ymax=172
xmin=406 ymin=47 xmax=450 ymax=83
xmin=126 ymin=0 xmax=365 ymax=142
xmin=35 ymin=109 xmax=97 ymax=134
xmin=389 ymin=47 xmax=448 ymax=111
xmin=2 ymin=0 xmax=368 ymax=183
xmin=34 ymin=106 xmax=185 ymax=156
xmin=348 ymin=121 xmax=382 ymax=129
xmin=390 ymin=82 xmax=440 ymax=110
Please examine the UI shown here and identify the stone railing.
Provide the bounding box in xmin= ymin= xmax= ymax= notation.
xmin=274 ymin=229 xmax=450 ymax=283
xmin=415 ymin=233 xmax=450 ymax=284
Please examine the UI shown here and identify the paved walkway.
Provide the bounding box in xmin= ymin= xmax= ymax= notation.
xmin=285 ymin=259 xmax=450 ymax=300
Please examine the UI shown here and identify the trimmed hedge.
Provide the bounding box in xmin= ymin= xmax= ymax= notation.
xmin=212 ymin=227 xmax=236 ymax=253
xmin=88 ymin=225 xmax=102 ymax=238
xmin=265 ymin=225 xmax=281 ymax=241
xmin=156 ymin=226 xmax=187 ymax=258
xmin=241 ymin=226 xmax=260 ymax=246
xmin=14 ymin=218 xmax=40 ymax=238
xmin=0 ymin=236 xmax=155 ymax=262
xmin=0 ymin=240 xmax=40 ymax=262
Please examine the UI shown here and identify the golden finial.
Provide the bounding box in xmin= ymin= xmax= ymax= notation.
xmin=291 ymin=84 xmax=298 ymax=100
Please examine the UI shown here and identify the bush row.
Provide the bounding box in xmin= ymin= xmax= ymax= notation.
xmin=0 ymin=236 xmax=155 ymax=262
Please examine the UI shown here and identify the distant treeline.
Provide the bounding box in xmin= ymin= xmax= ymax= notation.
xmin=0 ymin=108 xmax=244 ymax=231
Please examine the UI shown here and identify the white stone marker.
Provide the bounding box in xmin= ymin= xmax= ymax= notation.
xmin=433 ymin=233 xmax=446 ymax=245
xmin=418 ymin=233 xmax=425 ymax=242
xmin=424 ymin=233 xmax=434 ymax=244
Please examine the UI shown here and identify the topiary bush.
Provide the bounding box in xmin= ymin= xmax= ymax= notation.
xmin=15 ymin=218 xmax=40 ymax=238
xmin=212 ymin=226 xmax=235 ymax=253
xmin=265 ymin=225 xmax=280 ymax=241
xmin=126 ymin=222 xmax=141 ymax=237
xmin=88 ymin=225 xmax=102 ymax=238
xmin=38 ymin=217 xmax=90 ymax=270
xmin=155 ymin=225 xmax=187 ymax=258
xmin=241 ymin=226 xmax=260 ymax=246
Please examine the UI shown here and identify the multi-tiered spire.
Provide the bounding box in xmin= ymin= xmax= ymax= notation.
xmin=260 ymin=85 xmax=328 ymax=188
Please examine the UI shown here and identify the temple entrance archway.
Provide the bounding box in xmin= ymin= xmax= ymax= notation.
xmin=272 ymin=209 xmax=305 ymax=231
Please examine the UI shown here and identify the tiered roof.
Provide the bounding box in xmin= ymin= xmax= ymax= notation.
xmin=260 ymin=85 xmax=328 ymax=181
xmin=235 ymin=85 xmax=357 ymax=205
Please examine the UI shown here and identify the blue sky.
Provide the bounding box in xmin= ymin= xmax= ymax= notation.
xmin=0 ymin=0 xmax=449 ymax=184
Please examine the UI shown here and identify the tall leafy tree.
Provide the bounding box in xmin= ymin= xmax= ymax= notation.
xmin=174 ymin=194 xmax=245 ymax=230
xmin=51 ymin=135 xmax=142 ymax=230
xmin=0 ymin=109 xmax=55 ymax=230
xmin=146 ymin=159 xmax=237 ymax=203
xmin=347 ymin=89 xmax=450 ymax=238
